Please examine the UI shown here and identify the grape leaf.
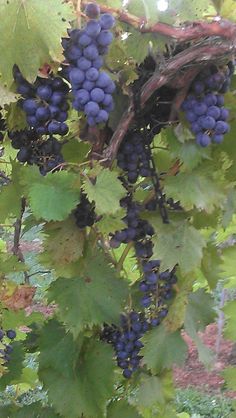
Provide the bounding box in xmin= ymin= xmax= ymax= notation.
xmin=83 ymin=169 xmax=125 ymax=215
xmin=39 ymin=321 xmax=115 ymax=418
xmin=0 ymin=164 xmax=23 ymax=222
xmin=222 ymin=189 xmax=236 ymax=227
xmin=21 ymin=170 xmax=80 ymax=221
xmin=124 ymin=28 xmax=166 ymax=64
xmin=142 ymin=325 xmax=188 ymax=374
xmin=0 ymin=0 xmax=73 ymax=86
xmin=221 ymin=246 xmax=236 ymax=278
xmin=39 ymin=218 xmax=85 ymax=269
xmin=150 ymin=217 xmax=206 ymax=274
xmin=164 ymin=172 xmax=225 ymax=213
xmin=184 ymin=290 xmax=215 ymax=365
xmin=107 ymin=400 xmax=142 ymax=418
xmin=62 ymin=140 xmax=90 ymax=164
xmin=96 ymin=210 xmax=126 ymax=234
xmin=0 ymin=83 xmax=18 ymax=106
xmin=3 ymin=403 xmax=60 ymax=418
xmin=223 ymin=301 xmax=236 ymax=340
xmin=0 ymin=342 xmax=25 ymax=390
xmin=135 ymin=372 xmax=175 ymax=416
xmin=222 ymin=367 xmax=236 ymax=390
xmin=48 ymin=250 xmax=128 ymax=337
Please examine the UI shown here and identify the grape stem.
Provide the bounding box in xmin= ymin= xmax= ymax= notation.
xmin=116 ymin=242 xmax=133 ymax=273
xmin=103 ymin=41 xmax=236 ymax=163
xmin=11 ymin=197 xmax=30 ymax=285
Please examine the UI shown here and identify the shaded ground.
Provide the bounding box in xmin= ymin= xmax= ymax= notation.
xmin=174 ymin=324 xmax=236 ymax=398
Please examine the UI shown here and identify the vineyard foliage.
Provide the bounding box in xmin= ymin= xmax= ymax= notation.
xmin=0 ymin=0 xmax=236 ymax=417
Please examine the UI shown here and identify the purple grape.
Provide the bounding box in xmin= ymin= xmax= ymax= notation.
xmin=86 ymin=20 xmax=101 ymax=37
xmin=85 ymin=3 xmax=100 ymax=18
xmin=69 ymin=68 xmax=85 ymax=85
xmin=198 ymin=115 xmax=216 ymax=129
xmin=207 ymin=106 xmax=221 ymax=119
xmin=86 ymin=67 xmax=99 ymax=81
xmin=90 ymin=87 xmax=105 ymax=103
xmin=193 ymin=102 xmax=207 ymax=116
xmin=77 ymin=57 xmax=92 ymax=71
xmin=84 ymin=101 xmax=100 ymax=116
xmin=100 ymin=13 xmax=115 ymax=30
xmin=215 ymin=121 xmax=229 ymax=134
xmin=78 ymin=32 xmax=92 ymax=47
xmin=22 ymin=99 xmax=38 ymax=115
xmin=212 ymin=134 xmax=224 ymax=144
xmin=83 ymin=45 xmax=99 ymax=60
xmin=37 ymin=85 xmax=52 ymax=100
xmin=97 ymin=30 xmax=113 ymax=46
xmin=196 ymin=133 xmax=211 ymax=147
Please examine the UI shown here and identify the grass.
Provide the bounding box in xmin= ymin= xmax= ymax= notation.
xmin=175 ymin=387 xmax=235 ymax=418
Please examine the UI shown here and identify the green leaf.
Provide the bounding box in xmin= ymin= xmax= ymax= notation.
xmin=164 ymin=172 xmax=225 ymax=213
xmin=162 ymin=127 xmax=210 ymax=170
xmin=124 ymin=28 xmax=166 ymax=64
xmin=96 ymin=210 xmax=126 ymax=234
xmin=0 ymin=163 xmax=23 ymax=222
xmin=21 ymin=170 xmax=80 ymax=221
xmin=0 ymin=342 xmax=25 ymax=390
xmin=107 ymin=400 xmax=142 ymax=418
xmin=0 ymin=83 xmax=18 ymax=106
xmin=184 ymin=290 xmax=215 ymax=365
xmin=48 ymin=250 xmax=128 ymax=337
xmin=142 ymin=324 xmax=188 ymax=374
xmin=0 ymin=403 xmax=60 ymax=418
xmin=222 ymin=189 xmax=236 ymax=227
xmin=39 ymin=218 xmax=84 ymax=269
xmin=83 ymin=168 xmax=125 ymax=215
xmin=223 ymin=301 xmax=236 ymax=340
xmin=201 ymin=244 xmax=223 ymax=289
xmin=221 ymin=246 xmax=236 ymax=278
xmin=39 ymin=321 xmax=115 ymax=418
xmin=222 ymin=367 xmax=236 ymax=391
xmin=62 ymin=140 xmax=90 ymax=164
xmin=150 ymin=217 xmax=206 ymax=274
xmin=0 ymin=0 xmax=73 ymax=86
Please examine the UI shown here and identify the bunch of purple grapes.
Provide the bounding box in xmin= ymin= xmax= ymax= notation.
xmin=117 ymin=131 xmax=153 ymax=183
xmin=0 ymin=108 xmax=6 ymax=142
xmin=9 ymin=130 xmax=64 ymax=175
xmin=102 ymin=311 xmax=149 ymax=379
xmin=139 ymin=260 xmax=177 ymax=325
xmin=182 ymin=62 xmax=234 ymax=147
xmin=0 ymin=329 xmax=16 ymax=366
xmin=62 ymin=2 xmax=115 ymax=126
xmin=13 ymin=66 xmax=69 ymax=136
xmin=74 ymin=192 xmax=96 ymax=228
xmin=110 ymin=196 xmax=154 ymax=249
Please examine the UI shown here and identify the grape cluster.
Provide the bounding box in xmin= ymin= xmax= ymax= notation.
xmin=182 ymin=63 xmax=234 ymax=147
xmin=102 ymin=311 xmax=148 ymax=379
xmin=0 ymin=329 xmax=16 ymax=366
xmin=0 ymin=108 xmax=6 ymax=142
xmin=74 ymin=192 xmax=96 ymax=228
xmin=14 ymin=66 xmax=69 ymax=136
xmin=110 ymin=196 xmax=154 ymax=249
xmin=139 ymin=260 xmax=177 ymax=325
xmin=62 ymin=3 xmax=115 ymax=126
xmin=9 ymin=130 xmax=64 ymax=175
xmin=117 ymin=131 xmax=152 ymax=183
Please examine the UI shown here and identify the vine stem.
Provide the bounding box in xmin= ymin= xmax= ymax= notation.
xmin=11 ymin=197 xmax=30 ymax=285
xmin=116 ymin=242 xmax=133 ymax=273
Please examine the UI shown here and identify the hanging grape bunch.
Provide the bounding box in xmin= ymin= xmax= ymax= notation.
xmin=0 ymin=329 xmax=16 ymax=366
xmin=8 ymin=130 xmax=64 ymax=175
xmin=74 ymin=192 xmax=96 ymax=228
xmin=182 ymin=62 xmax=234 ymax=146
xmin=117 ymin=131 xmax=153 ymax=184
xmin=62 ymin=2 xmax=116 ymax=126
xmin=13 ymin=66 xmax=69 ymax=136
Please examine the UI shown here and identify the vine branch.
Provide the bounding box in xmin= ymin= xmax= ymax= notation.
xmin=81 ymin=1 xmax=236 ymax=42
xmin=103 ymin=40 xmax=236 ymax=163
